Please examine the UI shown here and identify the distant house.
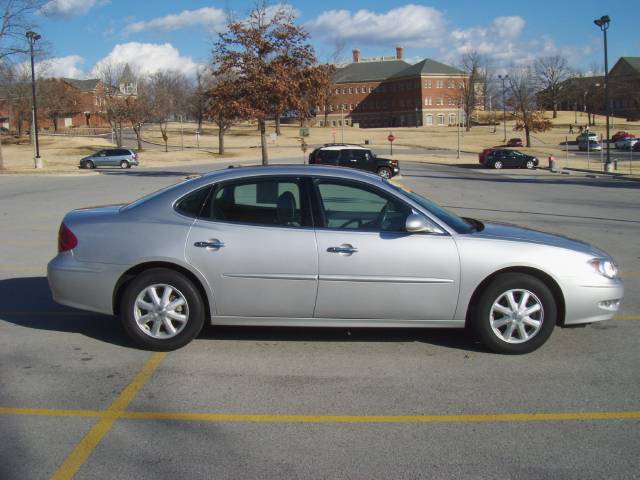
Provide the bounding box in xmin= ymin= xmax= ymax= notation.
xmin=316 ymin=48 xmax=469 ymax=128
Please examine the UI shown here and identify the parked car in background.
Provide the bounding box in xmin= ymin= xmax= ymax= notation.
xmin=483 ymin=149 xmax=538 ymax=169
xmin=80 ymin=148 xmax=139 ymax=169
xmin=614 ymin=138 xmax=638 ymax=150
xmin=611 ymin=131 xmax=635 ymax=142
xmin=633 ymin=142 xmax=640 ymax=152
xmin=576 ymin=132 xmax=598 ymax=143
xmin=578 ymin=139 xmax=602 ymax=151
xmin=308 ymin=144 xmax=399 ymax=178
xmin=47 ymin=165 xmax=623 ymax=354
xmin=506 ymin=138 xmax=523 ymax=147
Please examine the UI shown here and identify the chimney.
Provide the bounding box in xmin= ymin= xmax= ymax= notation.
xmin=352 ymin=48 xmax=361 ymax=63
xmin=395 ymin=46 xmax=404 ymax=60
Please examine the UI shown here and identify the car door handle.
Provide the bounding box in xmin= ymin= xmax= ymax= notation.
xmin=327 ymin=244 xmax=357 ymax=255
xmin=194 ymin=239 xmax=225 ymax=249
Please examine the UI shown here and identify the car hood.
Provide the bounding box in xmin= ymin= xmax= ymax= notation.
xmin=469 ymin=221 xmax=608 ymax=257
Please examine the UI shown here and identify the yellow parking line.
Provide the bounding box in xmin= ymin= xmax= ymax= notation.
xmin=616 ymin=315 xmax=640 ymax=320
xmin=2 ymin=405 xmax=639 ymax=424
xmin=620 ymin=272 xmax=640 ymax=276
xmin=50 ymin=352 xmax=166 ymax=480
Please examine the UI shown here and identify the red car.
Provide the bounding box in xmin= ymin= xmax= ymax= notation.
xmin=612 ymin=131 xmax=635 ymax=142
xmin=507 ymin=138 xmax=523 ymax=147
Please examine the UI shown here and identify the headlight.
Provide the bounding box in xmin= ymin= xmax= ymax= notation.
xmin=589 ymin=258 xmax=619 ymax=279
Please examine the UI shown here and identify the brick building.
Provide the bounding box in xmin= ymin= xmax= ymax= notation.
xmin=317 ymin=48 xmax=468 ymax=128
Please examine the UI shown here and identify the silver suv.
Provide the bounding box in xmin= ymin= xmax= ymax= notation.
xmin=80 ymin=148 xmax=139 ymax=169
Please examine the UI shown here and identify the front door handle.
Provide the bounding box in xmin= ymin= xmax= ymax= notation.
xmin=194 ymin=239 xmax=225 ymax=249
xmin=327 ymin=244 xmax=357 ymax=255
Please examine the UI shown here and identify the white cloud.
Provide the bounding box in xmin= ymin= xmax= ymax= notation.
xmin=37 ymin=55 xmax=86 ymax=78
xmin=305 ymin=5 xmax=445 ymax=47
xmin=492 ymin=16 xmax=525 ymax=39
xmin=91 ymin=42 xmax=200 ymax=78
xmin=41 ymin=0 xmax=108 ymax=18
xmin=126 ymin=7 xmax=226 ymax=34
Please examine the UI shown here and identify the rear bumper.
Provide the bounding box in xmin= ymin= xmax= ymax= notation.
xmin=47 ymin=253 xmax=125 ymax=315
xmin=562 ymin=279 xmax=624 ymax=325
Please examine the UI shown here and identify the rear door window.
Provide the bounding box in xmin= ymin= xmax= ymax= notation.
xmin=320 ymin=150 xmax=340 ymax=163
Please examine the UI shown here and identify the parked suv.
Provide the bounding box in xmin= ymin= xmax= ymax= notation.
xmin=80 ymin=148 xmax=139 ymax=169
xmin=483 ymin=149 xmax=538 ymax=169
xmin=576 ymin=132 xmax=598 ymax=143
xmin=308 ymin=144 xmax=399 ymax=178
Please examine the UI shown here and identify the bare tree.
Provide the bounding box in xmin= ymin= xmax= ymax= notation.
xmin=458 ymin=51 xmax=482 ymax=131
xmin=39 ymin=78 xmax=77 ymax=131
xmin=204 ymin=72 xmax=247 ymax=154
xmin=507 ymin=67 xmax=552 ymax=147
xmin=0 ymin=61 xmax=31 ymax=137
xmin=148 ymin=70 xmax=189 ymax=152
xmin=188 ymin=66 xmax=214 ymax=131
xmin=124 ymin=76 xmax=152 ymax=151
xmin=94 ymin=61 xmax=129 ymax=147
xmin=534 ymin=55 xmax=571 ymax=118
xmin=212 ymin=1 xmax=317 ymax=165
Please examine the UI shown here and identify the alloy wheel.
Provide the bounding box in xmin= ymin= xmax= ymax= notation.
xmin=133 ymin=284 xmax=189 ymax=339
xmin=489 ymin=289 xmax=544 ymax=344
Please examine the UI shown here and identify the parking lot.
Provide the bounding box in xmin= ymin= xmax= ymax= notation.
xmin=1 ymin=160 xmax=639 ymax=479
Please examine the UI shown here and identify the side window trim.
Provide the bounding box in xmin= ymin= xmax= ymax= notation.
xmin=196 ymin=175 xmax=314 ymax=229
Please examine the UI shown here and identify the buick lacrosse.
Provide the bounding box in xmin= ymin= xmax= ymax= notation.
xmin=48 ymin=165 xmax=623 ymax=354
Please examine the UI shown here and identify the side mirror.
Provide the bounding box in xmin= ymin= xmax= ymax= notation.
xmin=405 ymin=213 xmax=441 ymax=234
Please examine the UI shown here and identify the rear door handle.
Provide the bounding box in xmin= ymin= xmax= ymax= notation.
xmin=194 ymin=239 xmax=225 ymax=249
xmin=327 ymin=244 xmax=357 ymax=255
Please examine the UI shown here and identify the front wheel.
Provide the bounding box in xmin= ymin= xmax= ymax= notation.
xmin=525 ymin=160 xmax=535 ymax=169
xmin=120 ymin=268 xmax=205 ymax=351
xmin=377 ymin=167 xmax=392 ymax=178
xmin=471 ymin=273 xmax=556 ymax=354
xmin=86 ymin=160 xmax=95 ymax=169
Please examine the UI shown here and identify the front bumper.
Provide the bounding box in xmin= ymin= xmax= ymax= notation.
xmin=47 ymin=253 xmax=126 ymax=315
xmin=562 ymin=278 xmax=624 ymax=325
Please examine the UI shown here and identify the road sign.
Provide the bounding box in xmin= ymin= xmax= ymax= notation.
xmin=387 ymin=133 xmax=396 ymax=143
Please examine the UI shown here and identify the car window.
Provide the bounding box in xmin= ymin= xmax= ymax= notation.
xmin=206 ymin=178 xmax=304 ymax=227
xmin=352 ymin=150 xmax=371 ymax=161
xmin=315 ymin=180 xmax=411 ymax=232
xmin=117 ymin=149 xmax=131 ymax=156
xmin=106 ymin=149 xmax=120 ymax=156
xmin=320 ymin=150 xmax=340 ymax=161
xmin=175 ymin=186 xmax=212 ymax=218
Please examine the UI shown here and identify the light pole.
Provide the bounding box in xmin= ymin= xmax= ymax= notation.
xmin=340 ymin=105 xmax=344 ymax=143
xmin=415 ymin=107 xmax=419 ymax=128
xmin=594 ymin=15 xmax=611 ymax=171
xmin=26 ymin=30 xmax=42 ymax=168
xmin=498 ymin=74 xmax=508 ymax=143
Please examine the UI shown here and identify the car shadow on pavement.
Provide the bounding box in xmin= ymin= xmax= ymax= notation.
xmin=0 ymin=277 xmax=487 ymax=353
xmin=0 ymin=276 xmax=134 ymax=348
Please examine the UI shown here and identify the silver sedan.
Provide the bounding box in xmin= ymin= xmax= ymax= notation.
xmin=47 ymin=165 xmax=623 ymax=354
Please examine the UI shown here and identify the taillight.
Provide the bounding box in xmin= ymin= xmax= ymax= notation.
xmin=134 ymin=153 xmax=139 ymax=160
xmin=58 ymin=223 xmax=78 ymax=253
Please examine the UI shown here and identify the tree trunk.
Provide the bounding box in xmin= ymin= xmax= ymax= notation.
xmin=525 ymin=125 xmax=531 ymax=147
xmin=552 ymin=103 xmax=558 ymax=119
xmin=275 ymin=113 xmax=281 ymax=135
xmin=218 ymin=125 xmax=224 ymax=155
xmin=465 ymin=106 xmax=471 ymax=132
xmin=0 ymin=135 xmax=4 ymax=170
xmin=323 ymin=109 xmax=329 ymax=127
xmin=133 ymin=125 xmax=143 ymax=151
xmin=53 ymin=116 xmax=58 ymax=132
xmin=259 ymin=118 xmax=268 ymax=166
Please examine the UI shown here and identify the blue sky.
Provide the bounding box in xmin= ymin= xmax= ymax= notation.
xmin=33 ymin=0 xmax=638 ymax=79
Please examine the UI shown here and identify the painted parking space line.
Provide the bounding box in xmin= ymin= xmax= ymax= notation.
xmin=49 ymin=352 xmax=166 ymax=480
xmin=2 ymin=406 xmax=639 ymax=425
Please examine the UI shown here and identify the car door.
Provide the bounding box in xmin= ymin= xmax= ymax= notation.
xmin=311 ymin=178 xmax=460 ymax=321
xmin=106 ymin=149 xmax=120 ymax=166
xmin=338 ymin=149 xmax=357 ymax=169
xmin=185 ymin=176 xmax=318 ymax=319
xmin=94 ymin=150 xmax=108 ymax=166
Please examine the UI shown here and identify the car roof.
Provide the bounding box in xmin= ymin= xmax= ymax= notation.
xmin=318 ymin=144 xmax=368 ymax=150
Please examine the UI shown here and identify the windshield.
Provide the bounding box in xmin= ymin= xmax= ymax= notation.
xmin=386 ymin=181 xmax=474 ymax=234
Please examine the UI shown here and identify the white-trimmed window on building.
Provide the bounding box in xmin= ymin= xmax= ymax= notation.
xmin=436 ymin=97 xmax=444 ymax=106
xmin=348 ymin=87 xmax=352 ymax=94
xmin=448 ymin=97 xmax=455 ymax=106
xmin=448 ymin=80 xmax=454 ymax=88
xmin=368 ymin=87 xmax=372 ymax=93
xmin=335 ymin=88 xmax=340 ymax=94
xmin=425 ymin=96 xmax=432 ymax=106
xmin=437 ymin=114 xmax=445 ymax=126
xmin=436 ymin=80 xmax=443 ymax=88
xmin=425 ymin=80 xmax=432 ymax=88
xmin=332 ymin=120 xmax=336 ymax=126
xmin=349 ymin=104 xmax=353 ymax=110
xmin=425 ymin=114 xmax=433 ymax=126
xmin=448 ymin=113 xmax=457 ymax=125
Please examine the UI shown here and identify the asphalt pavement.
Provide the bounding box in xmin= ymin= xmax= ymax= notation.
xmin=0 ymin=159 xmax=638 ymax=479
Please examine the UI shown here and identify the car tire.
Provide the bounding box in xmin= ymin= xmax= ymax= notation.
xmin=525 ymin=160 xmax=535 ymax=169
xmin=377 ymin=167 xmax=392 ymax=178
xmin=471 ymin=273 xmax=556 ymax=354
xmin=120 ymin=160 xmax=130 ymax=169
xmin=493 ymin=160 xmax=503 ymax=169
xmin=86 ymin=160 xmax=95 ymax=169
xmin=120 ymin=268 xmax=205 ymax=351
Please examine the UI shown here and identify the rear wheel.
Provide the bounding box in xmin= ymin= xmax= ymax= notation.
xmin=120 ymin=268 xmax=205 ymax=351
xmin=120 ymin=160 xmax=130 ymax=169
xmin=471 ymin=273 xmax=556 ymax=354
xmin=377 ymin=167 xmax=392 ymax=178
xmin=492 ymin=160 xmax=503 ymax=169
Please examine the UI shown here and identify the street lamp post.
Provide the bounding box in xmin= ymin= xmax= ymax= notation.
xmin=498 ymin=74 xmax=508 ymax=143
xmin=415 ymin=107 xmax=419 ymax=128
xmin=594 ymin=15 xmax=612 ymax=171
xmin=26 ymin=30 xmax=42 ymax=168
xmin=340 ymin=105 xmax=344 ymax=143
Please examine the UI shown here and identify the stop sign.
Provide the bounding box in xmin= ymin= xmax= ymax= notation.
xmin=387 ymin=133 xmax=395 ymax=143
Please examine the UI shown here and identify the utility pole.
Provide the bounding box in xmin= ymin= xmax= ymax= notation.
xmin=498 ymin=74 xmax=508 ymax=143
xmin=180 ymin=115 xmax=184 ymax=151
xmin=457 ymin=100 xmax=461 ymax=159
xmin=340 ymin=106 xmax=345 ymax=143
xmin=594 ymin=15 xmax=612 ymax=171
xmin=26 ymin=31 xmax=42 ymax=168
